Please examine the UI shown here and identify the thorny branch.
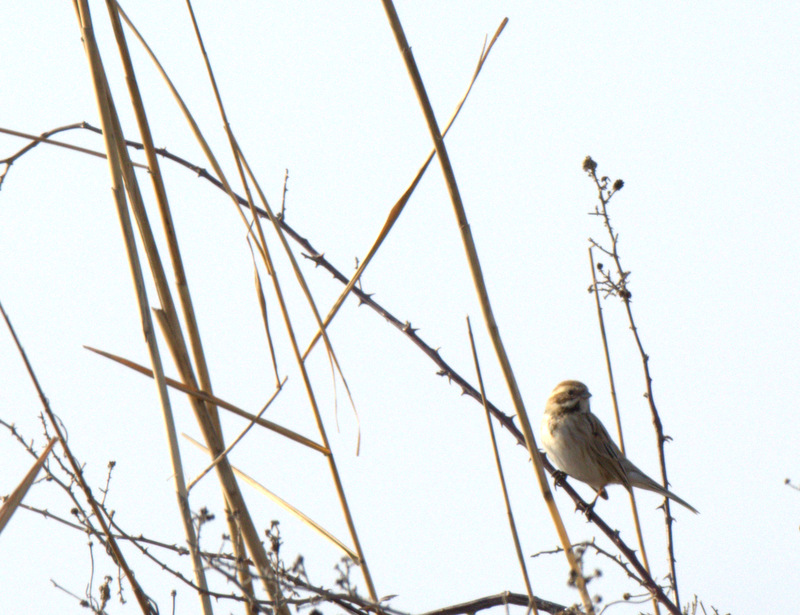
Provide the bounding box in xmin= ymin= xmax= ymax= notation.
xmin=192 ymin=141 xmax=682 ymax=613
xmin=2 ymin=129 xmax=682 ymax=614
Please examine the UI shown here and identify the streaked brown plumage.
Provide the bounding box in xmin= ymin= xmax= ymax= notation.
xmin=541 ymin=380 xmax=698 ymax=514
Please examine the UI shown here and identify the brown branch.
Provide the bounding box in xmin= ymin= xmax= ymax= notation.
xmin=418 ymin=592 xmax=567 ymax=615
xmin=0 ymin=123 xmax=150 ymax=189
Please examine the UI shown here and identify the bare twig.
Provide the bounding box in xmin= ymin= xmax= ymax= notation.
xmin=0 ymin=298 xmax=157 ymax=614
xmin=584 ymin=155 xmax=684 ymax=606
xmin=532 ymin=540 xmax=646 ymax=587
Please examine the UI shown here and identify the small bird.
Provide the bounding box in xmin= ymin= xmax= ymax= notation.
xmin=541 ymin=380 xmax=698 ymax=514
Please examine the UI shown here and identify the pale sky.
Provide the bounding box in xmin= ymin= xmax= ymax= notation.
xmin=1 ymin=2 xmax=799 ymax=614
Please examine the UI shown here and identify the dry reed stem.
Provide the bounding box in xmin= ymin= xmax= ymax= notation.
xmin=184 ymin=376 xmax=287 ymax=491
xmin=84 ymin=345 xmax=326 ymax=454
xmin=150 ymin=307 xmax=291 ymax=612
xmin=0 ymin=437 xmax=58 ymax=535
xmin=79 ymin=2 xmax=289 ymax=609
xmin=181 ymin=0 xmax=267 ymax=265
xmin=301 ymin=19 xmax=508 ymax=363
xmin=92 ymin=2 xmax=219 ymax=606
xmin=183 ymin=434 xmax=361 ymax=563
xmin=73 ymin=1 xmax=206 ymax=611
xmin=466 ymin=318 xmax=536 ymax=612
xmin=249 ymin=242 xmax=282 ymax=388
xmin=588 ymin=247 xmax=659 ymax=615
xmin=105 ymin=0 xmax=222 ymax=443
xmin=104 ymin=4 xmax=254 ymax=599
xmin=115 ymin=4 xmax=299 ymax=607
xmin=378 ymin=4 xmax=595 ymax=612
xmin=182 ymin=0 xmax=365 ymax=492
xmin=120 ymin=0 xmax=377 ymax=596
xmin=235 ymin=147 xmax=378 ymax=601
xmin=115 ymin=4 xmax=262 ymax=249
xmin=111 ymin=24 xmax=282 ymax=601
xmin=184 ymin=11 xmax=376 ymax=576
xmin=236 ymin=145 xmax=363 ymax=451
xmin=139 ymin=0 xmax=370 ymax=608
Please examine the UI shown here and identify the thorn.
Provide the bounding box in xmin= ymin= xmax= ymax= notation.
xmin=401 ymin=321 xmax=418 ymax=334
xmin=357 ymin=292 xmax=375 ymax=306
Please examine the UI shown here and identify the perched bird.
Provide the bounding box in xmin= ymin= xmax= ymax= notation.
xmin=540 ymin=380 xmax=698 ymax=514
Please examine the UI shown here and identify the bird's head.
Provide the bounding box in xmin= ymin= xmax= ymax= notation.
xmin=546 ymin=380 xmax=592 ymax=415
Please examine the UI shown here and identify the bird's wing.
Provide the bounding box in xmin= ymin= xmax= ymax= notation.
xmin=585 ymin=413 xmax=631 ymax=489
xmin=585 ymin=414 xmax=699 ymax=513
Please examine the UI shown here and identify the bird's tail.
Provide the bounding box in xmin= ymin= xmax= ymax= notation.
xmin=641 ymin=478 xmax=699 ymax=514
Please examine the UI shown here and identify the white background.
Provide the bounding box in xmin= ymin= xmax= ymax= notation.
xmin=1 ymin=2 xmax=799 ymax=614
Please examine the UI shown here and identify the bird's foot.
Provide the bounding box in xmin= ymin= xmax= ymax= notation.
xmin=552 ymin=470 xmax=568 ymax=489
xmin=578 ymin=491 xmax=604 ymax=518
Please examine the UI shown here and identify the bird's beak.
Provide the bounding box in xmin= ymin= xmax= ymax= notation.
xmin=583 ymin=391 xmax=592 ymax=399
